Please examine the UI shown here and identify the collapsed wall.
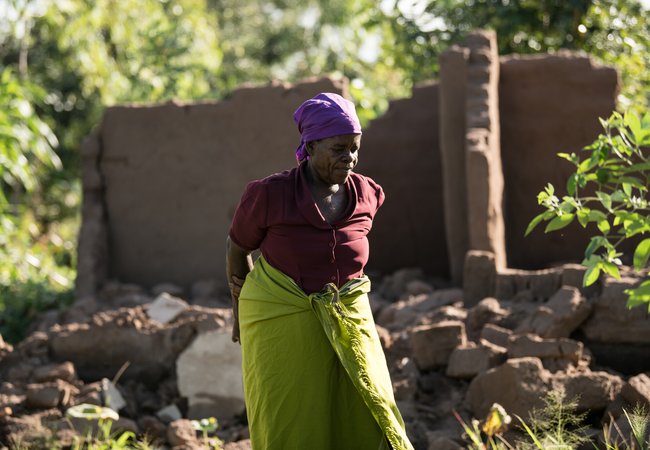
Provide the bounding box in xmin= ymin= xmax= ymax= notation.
xmin=78 ymin=33 xmax=620 ymax=295
xmin=77 ymin=78 xmax=346 ymax=294
xmin=438 ymin=32 xmax=619 ymax=279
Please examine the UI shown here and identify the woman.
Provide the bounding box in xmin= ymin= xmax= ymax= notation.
xmin=226 ymin=93 xmax=412 ymax=450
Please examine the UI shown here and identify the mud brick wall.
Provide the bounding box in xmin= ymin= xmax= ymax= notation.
xmin=499 ymin=52 xmax=618 ymax=269
xmin=358 ymin=82 xmax=449 ymax=276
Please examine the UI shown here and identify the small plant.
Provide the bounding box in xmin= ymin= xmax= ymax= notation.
xmin=191 ymin=417 xmax=223 ymax=450
xmin=454 ymin=403 xmax=514 ymax=450
xmin=526 ymin=110 xmax=650 ymax=311
xmin=602 ymin=405 xmax=650 ymax=450
xmin=515 ymin=389 xmax=589 ymax=449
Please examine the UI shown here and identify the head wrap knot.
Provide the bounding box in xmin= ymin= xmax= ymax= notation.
xmin=293 ymin=92 xmax=362 ymax=162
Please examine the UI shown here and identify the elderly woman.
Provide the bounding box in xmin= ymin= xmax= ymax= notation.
xmin=226 ymin=93 xmax=412 ymax=450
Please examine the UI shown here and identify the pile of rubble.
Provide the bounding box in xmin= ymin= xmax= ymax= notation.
xmin=1 ymin=255 xmax=649 ymax=449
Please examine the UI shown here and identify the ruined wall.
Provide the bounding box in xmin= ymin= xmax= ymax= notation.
xmin=78 ymin=78 xmax=347 ymax=293
xmin=78 ymin=76 xmax=447 ymax=294
xmin=499 ymin=53 xmax=618 ymax=269
xmin=78 ymin=44 xmax=621 ymax=295
xmin=358 ymin=82 xmax=448 ymax=276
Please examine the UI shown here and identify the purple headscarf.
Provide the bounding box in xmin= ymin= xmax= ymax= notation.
xmin=293 ymin=93 xmax=362 ymax=162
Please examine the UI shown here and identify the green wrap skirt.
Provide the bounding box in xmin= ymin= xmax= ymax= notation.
xmin=238 ymin=256 xmax=413 ymax=450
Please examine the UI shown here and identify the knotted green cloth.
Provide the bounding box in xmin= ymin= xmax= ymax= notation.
xmin=239 ymin=256 xmax=413 ymax=450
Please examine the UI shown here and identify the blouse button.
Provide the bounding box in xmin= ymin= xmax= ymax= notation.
xmin=330 ymin=258 xmax=335 ymax=263
xmin=329 ymin=242 xmax=334 ymax=247
xmin=331 ymin=276 xmax=336 ymax=281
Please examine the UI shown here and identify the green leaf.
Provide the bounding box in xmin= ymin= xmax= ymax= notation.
xmin=583 ymin=265 xmax=601 ymax=287
xmin=601 ymin=261 xmax=621 ymax=279
xmin=585 ymin=236 xmax=606 ymax=258
xmin=625 ymin=281 xmax=650 ymax=311
xmin=525 ymin=212 xmax=546 ymax=237
xmin=596 ymin=191 xmax=612 ymax=211
xmin=633 ymin=238 xmax=650 ymax=271
xmin=567 ymin=173 xmax=577 ymax=196
xmin=577 ymin=208 xmax=590 ymax=228
xmin=622 ymin=183 xmax=632 ymax=197
xmin=625 ymin=111 xmax=642 ymax=145
xmin=545 ymin=213 xmax=574 ymax=233
xmin=596 ymin=169 xmax=610 ymax=184
xmin=588 ymin=210 xmax=607 ymax=223
xmin=597 ymin=219 xmax=610 ymax=234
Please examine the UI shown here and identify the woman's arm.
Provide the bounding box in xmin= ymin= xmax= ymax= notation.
xmin=226 ymin=236 xmax=254 ymax=343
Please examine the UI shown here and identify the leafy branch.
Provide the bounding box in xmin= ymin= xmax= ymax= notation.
xmin=526 ymin=110 xmax=650 ymax=311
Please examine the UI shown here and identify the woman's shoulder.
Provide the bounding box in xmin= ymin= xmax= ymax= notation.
xmin=350 ymin=172 xmax=383 ymax=195
xmin=350 ymin=172 xmax=385 ymax=212
xmin=240 ymin=167 xmax=297 ymax=199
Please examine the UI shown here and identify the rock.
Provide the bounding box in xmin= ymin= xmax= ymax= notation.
xmin=101 ymin=378 xmax=127 ymax=411
xmin=446 ymin=341 xmax=507 ymax=379
xmin=411 ymin=321 xmax=467 ymax=370
xmin=480 ymin=323 xmax=512 ymax=348
xmin=176 ymin=330 xmax=245 ymax=419
xmin=426 ymin=431 xmax=464 ymax=450
xmin=192 ymin=279 xmax=222 ymax=299
xmin=376 ymin=291 xmax=462 ymax=329
xmin=393 ymin=376 xmax=418 ymax=402
xmin=379 ymin=268 xmax=424 ymax=300
xmin=507 ymin=334 xmax=583 ymax=364
xmin=32 ymin=362 xmax=76 ymax=383
xmin=0 ymin=333 xmax=13 ymax=353
xmin=167 ymin=419 xmax=199 ymax=447
xmin=152 ymin=283 xmax=185 ymax=298
xmin=581 ymin=276 xmax=650 ymax=344
xmin=48 ymin=306 xmax=225 ymax=382
xmin=25 ymin=382 xmax=72 ymax=409
xmin=467 ymin=357 xmax=551 ymax=417
xmin=147 ymin=293 xmax=189 ymax=324
xmin=375 ymin=325 xmax=393 ymax=350
xmin=467 ymin=297 xmax=509 ymax=330
xmin=621 ymin=373 xmax=650 ymax=408
xmin=223 ymin=440 xmax=252 ymax=450
xmin=405 ymin=279 xmax=434 ymax=296
xmin=138 ymin=415 xmax=168 ymax=441
xmin=516 ymin=286 xmax=592 ymax=338
xmin=113 ymin=417 xmax=139 ymax=434
xmin=463 ymin=251 xmax=496 ymax=307
xmin=157 ymin=404 xmax=183 ymax=423
xmin=554 ymin=370 xmax=623 ymax=411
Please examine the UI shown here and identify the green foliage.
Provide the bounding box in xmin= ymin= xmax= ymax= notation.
xmin=527 ymin=110 xmax=650 ymax=311
xmin=389 ymin=0 xmax=650 ymax=106
xmin=515 ymin=390 xmax=589 ymax=449
xmin=602 ymin=405 xmax=650 ymax=450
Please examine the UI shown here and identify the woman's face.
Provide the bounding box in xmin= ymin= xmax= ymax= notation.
xmin=307 ymin=134 xmax=361 ymax=186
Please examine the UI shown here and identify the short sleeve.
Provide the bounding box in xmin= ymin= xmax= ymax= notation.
xmin=366 ymin=177 xmax=385 ymax=216
xmin=229 ymin=180 xmax=268 ymax=251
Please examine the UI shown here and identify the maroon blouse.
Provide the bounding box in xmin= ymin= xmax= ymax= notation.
xmin=229 ymin=162 xmax=385 ymax=294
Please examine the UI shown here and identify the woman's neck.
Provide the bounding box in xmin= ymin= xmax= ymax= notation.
xmin=305 ymin=163 xmax=341 ymax=198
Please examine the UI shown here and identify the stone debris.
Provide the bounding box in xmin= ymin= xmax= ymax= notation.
xmin=0 ymin=265 xmax=648 ymax=448
xmin=411 ymin=321 xmax=467 ymax=370
xmin=157 ymin=403 xmax=183 ymax=423
xmin=479 ymin=323 xmax=512 ymax=348
xmin=445 ymin=341 xmax=507 ymax=379
xmin=467 ymin=357 xmax=552 ymax=417
xmin=621 ymin=373 xmax=650 ymax=408
xmin=176 ymin=330 xmax=245 ymax=419
xmin=516 ymin=286 xmax=592 ymax=338
xmin=147 ymin=293 xmax=189 ymax=324
xmin=507 ymin=334 xmax=583 ymax=364
xmin=101 ymin=378 xmax=127 ymax=411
